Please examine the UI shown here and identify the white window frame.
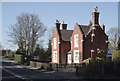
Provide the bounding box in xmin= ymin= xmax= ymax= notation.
xmin=74 ymin=34 xmax=79 ymax=48
xmin=53 ymin=51 xmax=57 ymax=63
xmin=68 ymin=54 xmax=71 ymax=64
xmin=54 ymin=38 xmax=57 ymax=49
xmin=74 ymin=50 xmax=79 ymax=63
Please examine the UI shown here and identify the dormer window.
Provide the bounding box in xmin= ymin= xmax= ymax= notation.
xmin=54 ymin=38 xmax=56 ymax=49
xmin=91 ymin=34 xmax=95 ymax=37
xmin=74 ymin=34 xmax=78 ymax=48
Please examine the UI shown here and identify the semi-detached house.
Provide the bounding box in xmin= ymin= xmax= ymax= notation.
xmin=51 ymin=6 xmax=108 ymax=64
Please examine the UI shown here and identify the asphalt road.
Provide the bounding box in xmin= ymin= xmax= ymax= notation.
xmin=2 ymin=58 xmax=81 ymax=81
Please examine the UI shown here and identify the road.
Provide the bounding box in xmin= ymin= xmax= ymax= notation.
xmin=2 ymin=58 xmax=81 ymax=81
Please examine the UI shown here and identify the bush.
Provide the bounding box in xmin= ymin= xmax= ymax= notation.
xmin=14 ymin=54 xmax=25 ymax=64
xmin=5 ymin=55 xmax=14 ymax=58
xmin=112 ymin=50 xmax=120 ymax=61
xmin=83 ymin=58 xmax=92 ymax=65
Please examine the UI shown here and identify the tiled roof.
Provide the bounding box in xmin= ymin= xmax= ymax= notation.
xmin=57 ymin=25 xmax=91 ymax=42
xmin=60 ymin=29 xmax=73 ymax=41
xmin=79 ymin=25 xmax=91 ymax=35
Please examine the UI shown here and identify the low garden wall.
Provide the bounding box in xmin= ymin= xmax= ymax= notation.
xmin=30 ymin=61 xmax=50 ymax=70
xmin=30 ymin=61 xmax=77 ymax=72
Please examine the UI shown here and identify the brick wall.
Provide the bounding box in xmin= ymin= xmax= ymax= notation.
xmin=83 ymin=26 xmax=108 ymax=59
xmin=71 ymin=23 xmax=84 ymax=64
xmin=51 ymin=27 xmax=60 ymax=64
xmin=60 ymin=41 xmax=71 ymax=63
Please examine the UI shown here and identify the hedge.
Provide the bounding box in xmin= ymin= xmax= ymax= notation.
xmin=112 ymin=50 xmax=120 ymax=61
xmin=14 ymin=54 xmax=25 ymax=64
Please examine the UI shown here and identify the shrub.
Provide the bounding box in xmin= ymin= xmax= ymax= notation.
xmin=112 ymin=50 xmax=120 ymax=61
xmin=14 ymin=54 xmax=25 ymax=64
xmin=83 ymin=58 xmax=92 ymax=65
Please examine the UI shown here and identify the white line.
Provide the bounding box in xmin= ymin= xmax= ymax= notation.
xmin=3 ymin=68 xmax=28 ymax=80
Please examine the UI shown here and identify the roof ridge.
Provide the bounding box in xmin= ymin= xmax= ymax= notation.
xmin=60 ymin=29 xmax=73 ymax=31
xmin=79 ymin=25 xmax=90 ymax=27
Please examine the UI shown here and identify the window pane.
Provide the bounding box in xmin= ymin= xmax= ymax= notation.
xmin=74 ymin=34 xmax=78 ymax=47
xmin=54 ymin=38 xmax=56 ymax=49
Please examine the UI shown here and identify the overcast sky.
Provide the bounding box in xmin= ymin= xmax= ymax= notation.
xmin=1 ymin=2 xmax=118 ymax=51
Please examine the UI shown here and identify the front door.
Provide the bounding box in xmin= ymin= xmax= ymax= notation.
xmin=68 ymin=54 xmax=71 ymax=64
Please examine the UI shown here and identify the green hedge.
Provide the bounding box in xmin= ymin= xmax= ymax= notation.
xmin=112 ymin=50 xmax=120 ymax=61
xmin=14 ymin=54 xmax=25 ymax=64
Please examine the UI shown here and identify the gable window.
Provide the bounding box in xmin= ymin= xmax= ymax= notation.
xmin=74 ymin=34 xmax=78 ymax=48
xmin=54 ymin=38 xmax=56 ymax=49
xmin=74 ymin=50 xmax=79 ymax=63
xmin=53 ymin=51 xmax=57 ymax=63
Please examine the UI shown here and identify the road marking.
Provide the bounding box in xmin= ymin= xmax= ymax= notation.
xmin=3 ymin=68 xmax=29 ymax=80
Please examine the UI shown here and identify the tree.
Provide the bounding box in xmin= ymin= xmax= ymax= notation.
xmin=107 ymin=27 xmax=119 ymax=50
xmin=89 ymin=20 xmax=92 ymax=26
xmin=8 ymin=13 xmax=47 ymax=56
xmin=34 ymin=44 xmax=47 ymax=62
xmin=34 ymin=44 xmax=40 ymax=56
xmin=45 ymin=27 xmax=54 ymax=61
xmin=0 ymin=43 xmax=2 ymax=49
xmin=46 ymin=39 xmax=52 ymax=61
xmin=0 ymin=43 xmax=2 ymax=54
xmin=117 ymin=37 xmax=120 ymax=50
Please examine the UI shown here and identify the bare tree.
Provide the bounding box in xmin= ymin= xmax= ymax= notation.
xmin=107 ymin=27 xmax=119 ymax=50
xmin=8 ymin=13 xmax=47 ymax=56
xmin=0 ymin=42 xmax=2 ymax=50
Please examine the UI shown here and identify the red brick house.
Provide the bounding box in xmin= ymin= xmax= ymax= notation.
xmin=51 ymin=6 xmax=108 ymax=64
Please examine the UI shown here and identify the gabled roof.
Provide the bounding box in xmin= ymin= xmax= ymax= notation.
xmin=79 ymin=25 xmax=91 ymax=35
xmin=60 ymin=29 xmax=73 ymax=41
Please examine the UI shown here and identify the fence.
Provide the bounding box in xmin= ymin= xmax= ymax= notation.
xmin=77 ymin=61 xmax=120 ymax=76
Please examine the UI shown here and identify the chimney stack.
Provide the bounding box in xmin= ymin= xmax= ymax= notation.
xmin=62 ymin=21 xmax=67 ymax=30
xmin=101 ymin=24 xmax=105 ymax=32
xmin=55 ymin=20 xmax=61 ymax=30
xmin=92 ymin=6 xmax=99 ymax=25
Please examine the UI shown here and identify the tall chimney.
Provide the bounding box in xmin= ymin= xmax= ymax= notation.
xmin=62 ymin=21 xmax=67 ymax=30
xmin=55 ymin=20 xmax=61 ymax=30
xmin=92 ymin=6 xmax=99 ymax=25
xmin=101 ymin=24 xmax=105 ymax=32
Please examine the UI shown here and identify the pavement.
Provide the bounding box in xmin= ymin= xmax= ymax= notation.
xmin=2 ymin=57 xmax=82 ymax=81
